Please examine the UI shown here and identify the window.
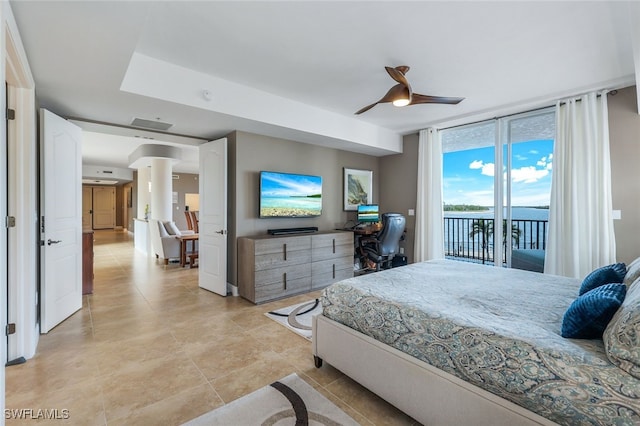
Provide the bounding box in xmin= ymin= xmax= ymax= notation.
xmin=441 ymin=109 xmax=555 ymax=270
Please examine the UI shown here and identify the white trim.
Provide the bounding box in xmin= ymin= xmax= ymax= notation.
xmin=4 ymin=0 xmax=38 ymax=372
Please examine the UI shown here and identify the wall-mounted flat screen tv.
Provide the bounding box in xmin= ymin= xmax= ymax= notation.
xmin=259 ymin=171 xmax=322 ymax=218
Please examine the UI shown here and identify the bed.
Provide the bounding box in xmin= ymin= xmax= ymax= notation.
xmin=312 ymin=259 xmax=640 ymax=426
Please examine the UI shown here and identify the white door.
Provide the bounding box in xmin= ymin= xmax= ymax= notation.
xmin=92 ymin=186 xmax=115 ymax=229
xmin=82 ymin=186 xmax=92 ymax=230
xmin=40 ymin=109 xmax=82 ymax=333
xmin=198 ymin=138 xmax=227 ymax=295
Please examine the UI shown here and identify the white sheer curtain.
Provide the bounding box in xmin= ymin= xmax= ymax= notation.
xmin=545 ymin=91 xmax=616 ymax=278
xmin=414 ymin=127 xmax=444 ymax=262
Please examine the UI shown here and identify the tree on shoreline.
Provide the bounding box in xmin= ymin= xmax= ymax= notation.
xmin=469 ymin=219 xmax=522 ymax=262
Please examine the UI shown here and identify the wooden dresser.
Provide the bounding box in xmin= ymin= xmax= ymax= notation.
xmin=82 ymin=230 xmax=94 ymax=295
xmin=237 ymin=230 xmax=353 ymax=304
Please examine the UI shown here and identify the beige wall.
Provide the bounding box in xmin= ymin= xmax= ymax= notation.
xmin=227 ymin=130 xmax=380 ymax=285
xmin=130 ymin=171 xmax=199 ymax=231
xmin=172 ymin=172 xmax=200 ymax=230
xmin=608 ymin=86 xmax=640 ymax=263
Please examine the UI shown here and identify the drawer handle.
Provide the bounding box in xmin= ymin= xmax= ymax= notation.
xmin=332 ymin=238 xmax=335 ymax=253
xmin=284 ymin=272 xmax=287 ymax=290
xmin=332 ymin=263 xmax=335 ymax=279
xmin=283 ymin=243 xmax=287 ymax=261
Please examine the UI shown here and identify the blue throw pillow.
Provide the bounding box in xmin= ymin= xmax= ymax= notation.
xmin=561 ymin=283 xmax=627 ymax=339
xmin=579 ymin=263 xmax=626 ymax=295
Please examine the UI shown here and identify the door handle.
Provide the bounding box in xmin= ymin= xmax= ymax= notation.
xmin=47 ymin=239 xmax=61 ymax=246
xmin=215 ymin=230 xmax=226 ymax=235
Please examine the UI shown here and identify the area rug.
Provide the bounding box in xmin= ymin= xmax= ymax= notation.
xmin=183 ymin=373 xmax=359 ymax=425
xmin=265 ymin=299 xmax=322 ymax=340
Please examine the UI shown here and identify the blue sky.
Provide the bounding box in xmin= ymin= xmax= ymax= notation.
xmin=261 ymin=172 xmax=322 ymax=197
xmin=443 ymin=139 xmax=554 ymax=206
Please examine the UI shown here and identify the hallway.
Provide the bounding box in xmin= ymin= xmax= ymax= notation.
xmin=5 ymin=230 xmax=415 ymax=425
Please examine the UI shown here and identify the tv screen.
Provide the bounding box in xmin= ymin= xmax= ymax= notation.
xmin=259 ymin=171 xmax=322 ymax=218
xmin=357 ymin=204 xmax=379 ymax=223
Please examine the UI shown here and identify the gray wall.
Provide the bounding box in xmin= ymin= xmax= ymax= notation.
xmin=379 ymin=133 xmax=419 ymax=263
xmin=227 ymin=130 xmax=380 ymax=285
xmin=608 ymin=86 xmax=640 ymax=264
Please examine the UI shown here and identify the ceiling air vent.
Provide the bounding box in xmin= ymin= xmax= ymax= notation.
xmin=172 ymin=175 xmax=179 ymax=180
xmin=130 ymin=117 xmax=173 ymax=131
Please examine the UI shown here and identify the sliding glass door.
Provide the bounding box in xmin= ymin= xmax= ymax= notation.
xmin=442 ymin=121 xmax=497 ymax=264
xmin=441 ymin=108 xmax=555 ymax=270
xmin=502 ymin=110 xmax=555 ymax=270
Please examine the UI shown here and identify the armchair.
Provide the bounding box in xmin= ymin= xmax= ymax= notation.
xmin=359 ymin=212 xmax=406 ymax=271
xmin=148 ymin=219 xmax=194 ymax=266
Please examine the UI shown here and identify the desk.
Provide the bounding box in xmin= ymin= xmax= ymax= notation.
xmin=176 ymin=234 xmax=198 ymax=267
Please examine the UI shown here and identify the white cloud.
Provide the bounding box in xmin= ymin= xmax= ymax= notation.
xmin=469 ymin=160 xmax=494 ymax=177
xmin=529 ymin=150 xmax=539 ymax=154
xmin=511 ymin=166 xmax=549 ymax=183
xmin=481 ymin=163 xmax=495 ymax=177
xmin=515 ymin=154 xmax=527 ymax=161
xmin=469 ymin=160 xmax=484 ymax=169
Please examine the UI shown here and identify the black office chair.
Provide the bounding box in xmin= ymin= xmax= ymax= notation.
xmin=359 ymin=213 xmax=406 ymax=271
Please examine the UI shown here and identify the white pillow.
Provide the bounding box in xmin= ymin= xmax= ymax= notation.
xmin=163 ymin=221 xmax=182 ymax=236
xmin=604 ymin=276 xmax=640 ymax=379
xmin=624 ymin=257 xmax=640 ymax=287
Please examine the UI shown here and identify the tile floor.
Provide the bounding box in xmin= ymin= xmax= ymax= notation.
xmin=6 ymin=230 xmax=418 ymax=425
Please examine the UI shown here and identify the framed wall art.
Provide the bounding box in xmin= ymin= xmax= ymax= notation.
xmin=343 ymin=167 xmax=373 ymax=211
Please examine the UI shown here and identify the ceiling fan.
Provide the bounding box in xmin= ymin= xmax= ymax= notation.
xmin=355 ymin=65 xmax=464 ymax=115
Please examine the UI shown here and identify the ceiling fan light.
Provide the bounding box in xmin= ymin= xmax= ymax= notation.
xmin=392 ymin=98 xmax=410 ymax=107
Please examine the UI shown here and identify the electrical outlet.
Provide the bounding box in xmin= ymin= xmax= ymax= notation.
xmin=399 ymin=247 xmax=405 ymax=254
xmin=408 ymin=209 xmax=415 ymax=216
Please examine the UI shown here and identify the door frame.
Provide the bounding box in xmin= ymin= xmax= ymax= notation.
xmin=2 ymin=4 xmax=38 ymax=421
xmin=4 ymin=2 xmax=38 ymax=368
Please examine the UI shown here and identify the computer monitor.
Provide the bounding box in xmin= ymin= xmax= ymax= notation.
xmin=357 ymin=204 xmax=379 ymax=223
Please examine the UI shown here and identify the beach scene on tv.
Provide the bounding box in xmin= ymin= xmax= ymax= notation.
xmin=260 ymin=171 xmax=322 ymax=217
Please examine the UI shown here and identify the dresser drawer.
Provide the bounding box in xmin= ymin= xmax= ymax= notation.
xmin=254 ymin=236 xmax=311 ymax=255
xmin=312 ymin=243 xmax=353 ymax=262
xmin=311 ymin=256 xmax=353 ymax=276
xmin=312 ymin=232 xmax=353 ymax=249
xmin=254 ymin=249 xmax=311 ymax=271
xmin=255 ymin=263 xmax=311 ymax=287
xmin=255 ymin=276 xmax=312 ymax=303
xmin=311 ymin=267 xmax=353 ymax=289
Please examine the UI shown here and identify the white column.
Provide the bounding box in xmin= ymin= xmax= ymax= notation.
xmin=150 ymin=158 xmax=172 ymax=222
xmin=137 ymin=166 xmax=151 ymax=219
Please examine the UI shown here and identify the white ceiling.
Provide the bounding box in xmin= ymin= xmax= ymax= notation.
xmin=9 ymin=1 xmax=639 ymax=175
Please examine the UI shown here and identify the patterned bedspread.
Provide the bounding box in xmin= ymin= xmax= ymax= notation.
xmin=321 ymin=259 xmax=640 ymax=426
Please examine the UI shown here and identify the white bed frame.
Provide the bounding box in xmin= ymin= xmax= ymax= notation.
xmin=313 ymin=314 xmax=558 ymax=426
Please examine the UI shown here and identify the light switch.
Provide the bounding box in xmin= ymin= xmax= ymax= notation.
xmin=612 ymin=210 xmax=621 ymax=220
xmin=408 ymin=209 xmax=415 ymax=216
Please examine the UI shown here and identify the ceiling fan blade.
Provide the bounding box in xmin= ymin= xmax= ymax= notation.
xmin=410 ymin=94 xmax=465 ymax=105
xmin=385 ymin=66 xmax=410 ymax=88
xmin=355 ymin=84 xmax=407 ymax=114
xmin=355 ymin=102 xmax=380 ymax=115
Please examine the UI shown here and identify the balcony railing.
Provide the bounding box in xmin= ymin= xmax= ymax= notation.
xmin=444 ymin=217 xmax=548 ymax=265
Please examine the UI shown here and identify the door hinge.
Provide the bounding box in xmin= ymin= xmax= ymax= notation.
xmin=41 ymin=216 xmax=45 ymax=233
xmin=6 ymin=216 xmax=15 ymax=228
xmin=6 ymin=323 xmax=15 ymax=336
xmin=6 ymin=108 xmax=15 ymax=121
